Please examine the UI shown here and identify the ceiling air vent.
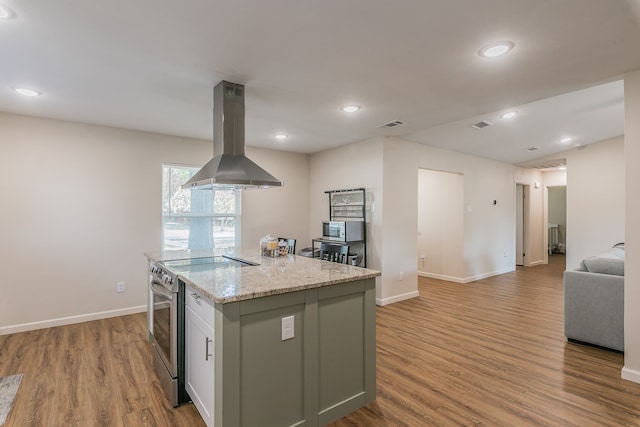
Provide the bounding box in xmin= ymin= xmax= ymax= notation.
xmin=378 ymin=120 xmax=404 ymax=129
xmin=516 ymin=157 xmax=567 ymax=170
xmin=526 ymin=146 xmax=540 ymax=152
xmin=471 ymin=120 xmax=492 ymax=130
xmin=525 ymin=158 xmax=567 ymax=170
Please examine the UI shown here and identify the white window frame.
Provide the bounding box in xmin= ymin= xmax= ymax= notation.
xmin=162 ymin=163 xmax=241 ymax=251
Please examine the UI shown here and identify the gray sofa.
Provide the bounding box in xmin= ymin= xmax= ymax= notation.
xmin=563 ymin=243 xmax=624 ymax=351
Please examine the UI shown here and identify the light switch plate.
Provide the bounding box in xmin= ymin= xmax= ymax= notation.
xmin=282 ymin=316 xmax=294 ymax=341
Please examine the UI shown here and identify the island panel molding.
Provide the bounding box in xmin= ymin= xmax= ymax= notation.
xmin=214 ymin=279 xmax=376 ymax=426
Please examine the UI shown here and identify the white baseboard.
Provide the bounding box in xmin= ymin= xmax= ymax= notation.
xmin=0 ymin=305 xmax=147 ymax=336
xmin=463 ymin=267 xmax=516 ymax=283
xmin=418 ymin=271 xmax=465 ymax=283
xmin=528 ymin=260 xmax=545 ymax=267
xmin=376 ymin=290 xmax=419 ymax=306
xmin=418 ymin=267 xmax=515 ymax=284
xmin=622 ymin=366 xmax=640 ymax=384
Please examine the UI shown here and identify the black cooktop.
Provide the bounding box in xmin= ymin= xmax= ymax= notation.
xmin=160 ymin=255 xmax=257 ymax=274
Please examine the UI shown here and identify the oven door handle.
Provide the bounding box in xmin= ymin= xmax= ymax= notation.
xmin=151 ymin=281 xmax=174 ymax=299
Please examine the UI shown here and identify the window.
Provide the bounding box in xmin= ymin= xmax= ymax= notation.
xmin=162 ymin=164 xmax=240 ymax=251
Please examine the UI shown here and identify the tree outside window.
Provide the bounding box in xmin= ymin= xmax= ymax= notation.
xmin=162 ymin=164 xmax=239 ymax=251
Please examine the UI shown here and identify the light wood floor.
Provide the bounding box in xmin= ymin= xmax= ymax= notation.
xmin=0 ymin=313 xmax=205 ymax=427
xmin=330 ymin=255 xmax=640 ymax=426
xmin=2 ymin=256 xmax=640 ymax=426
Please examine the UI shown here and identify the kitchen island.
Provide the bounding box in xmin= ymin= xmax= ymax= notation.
xmin=145 ymin=248 xmax=380 ymax=427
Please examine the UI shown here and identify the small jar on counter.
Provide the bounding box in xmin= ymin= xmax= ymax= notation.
xmin=260 ymin=235 xmax=278 ymax=257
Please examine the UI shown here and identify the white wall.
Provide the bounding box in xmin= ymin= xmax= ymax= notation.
xmin=310 ymin=136 xmax=527 ymax=305
xmin=309 ymin=138 xmax=384 ymax=298
xmin=0 ymin=112 xmax=310 ymax=333
xmin=417 ymin=169 xmax=464 ymax=280
xmin=542 ymin=170 xmax=567 ymax=187
xmin=5 ymin=107 xmax=621 ymax=336
xmin=564 ymin=136 xmax=625 ymax=269
xmin=241 ymin=147 xmax=310 ymax=250
xmin=379 ymin=140 xmax=420 ymax=304
xmin=381 ymin=137 xmax=522 ymax=302
xmin=531 ymin=137 xmax=624 ymax=269
xmin=623 ymin=70 xmax=640 ymax=383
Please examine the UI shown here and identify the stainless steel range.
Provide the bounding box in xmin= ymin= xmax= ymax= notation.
xmin=148 ymin=255 xmax=256 ymax=407
xmin=149 ymin=260 xmax=186 ymax=407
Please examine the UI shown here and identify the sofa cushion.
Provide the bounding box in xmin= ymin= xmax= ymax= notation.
xmin=582 ymin=247 xmax=625 ymax=276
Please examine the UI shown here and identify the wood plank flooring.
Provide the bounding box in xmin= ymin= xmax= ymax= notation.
xmin=2 ymin=255 xmax=640 ymax=426
xmin=330 ymin=255 xmax=640 ymax=426
xmin=0 ymin=314 xmax=205 ymax=427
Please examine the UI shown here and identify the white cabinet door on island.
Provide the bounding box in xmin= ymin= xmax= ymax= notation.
xmin=185 ymin=284 xmax=215 ymax=427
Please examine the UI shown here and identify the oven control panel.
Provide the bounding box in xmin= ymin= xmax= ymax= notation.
xmin=150 ymin=262 xmax=176 ymax=289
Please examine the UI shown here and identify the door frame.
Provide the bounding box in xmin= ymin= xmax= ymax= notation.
xmin=515 ymin=182 xmax=531 ymax=267
xmin=516 ymin=184 xmax=525 ymax=266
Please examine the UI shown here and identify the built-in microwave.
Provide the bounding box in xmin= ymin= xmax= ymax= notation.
xmin=322 ymin=221 xmax=365 ymax=242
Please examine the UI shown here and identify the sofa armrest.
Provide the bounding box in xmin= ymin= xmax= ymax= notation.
xmin=564 ymin=270 xmax=624 ymax=351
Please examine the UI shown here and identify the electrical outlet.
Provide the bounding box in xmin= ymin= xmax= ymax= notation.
xmin=116 ymin=281 xmax=125 ymax=293
xmin=420 ymin=255 xmax=425 ymax=266
xmin=282 ymin=316 xmax=294 ymax=341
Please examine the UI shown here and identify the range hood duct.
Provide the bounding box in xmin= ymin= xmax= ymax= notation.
xmin=182 ymin=80 xmax=283 ymax=190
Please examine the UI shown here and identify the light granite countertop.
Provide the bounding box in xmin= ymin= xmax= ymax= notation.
xmin=145 ymin=247 xmax=380 ymax=304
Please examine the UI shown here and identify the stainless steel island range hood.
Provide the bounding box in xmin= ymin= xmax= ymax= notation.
xmin=182 ymin=80 xmax=283 ymax=190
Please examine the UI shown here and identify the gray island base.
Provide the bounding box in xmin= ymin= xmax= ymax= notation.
xmin=146 ymin=248 xmax=380 ymax=427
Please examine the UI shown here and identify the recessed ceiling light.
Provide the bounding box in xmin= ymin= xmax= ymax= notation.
xmin=13 ymin=87 xmax=42 ymax=97
xmin=274 ymin=133 xmax=288 ymax=140
xmin=0 ymin=4 xmax=15 ymax=19
xmin=560 ymin=137 xmax=573 ymax=143
xmin=500 ymin=111 xmax=518 ymax=119
xmin=341 ymin=104 xmax=361 ymax=113
xmin=479 ymin=41 xmax=515 ymax=58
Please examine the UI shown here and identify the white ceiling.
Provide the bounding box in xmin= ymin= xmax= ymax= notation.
xmin=1 ymin=0 xmax=639 ymax=164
